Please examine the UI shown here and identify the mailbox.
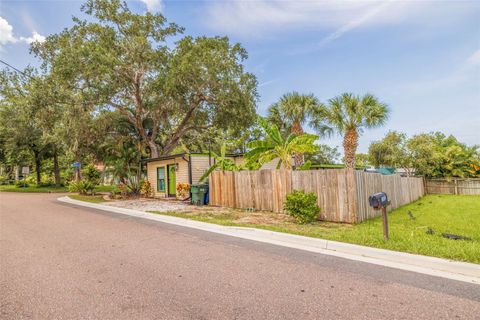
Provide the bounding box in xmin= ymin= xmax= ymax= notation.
xmin=369 ymin=192 xmax=388 ymax=209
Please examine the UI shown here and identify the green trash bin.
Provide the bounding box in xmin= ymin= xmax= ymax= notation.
xmin=191 ymin=184 xmax=208 ymax=205
xmin=191 ymin=184 xmax=200 ymax=205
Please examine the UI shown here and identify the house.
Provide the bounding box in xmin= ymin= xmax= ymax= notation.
xmin=144 ymin=152 xmax=280 ymax=198
xmin=144 ymin=153 xmax=241 ymax=198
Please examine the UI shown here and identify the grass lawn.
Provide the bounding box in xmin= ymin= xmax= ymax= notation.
xmin=0 ymin=184 xmax=118 ymax=193
xmin=94 ymin=185 xmax=119 ymax=193
xmin=0 ymin=185 xmax=69 ymax=193
xmin=69 ymin=194 xmax=106 ymax=203
xmin=150 ymin=195 xmax=480 ymax=263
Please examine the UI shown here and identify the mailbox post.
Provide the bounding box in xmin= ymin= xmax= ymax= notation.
xmin=368 ymin=192 xmax=390 ymax=240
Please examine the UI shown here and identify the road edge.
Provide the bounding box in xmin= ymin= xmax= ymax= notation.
xmin=58 ymin=196 xmax=480 ymax=285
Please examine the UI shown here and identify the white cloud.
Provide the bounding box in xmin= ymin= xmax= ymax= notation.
xmin=19 ymin=31 xmax=46 ymax=44
xmin=259 ymin=78 xmax=279 ymax=87
xmin=317 ymin=1 xmax=394 ymax=48
xmin=0 ymin=16 xmax=18 ymax=48
xmin=140 ymin=0 xmax=163 ymax=13
xmin=0 ymin=16 xmax=45 ymax=50
xmin=467 ymin=49 xmax=480 ymax=66
xmin=205 ymin=1 xmax=412 ymax=38
xmin=204 ymin=0 xmax=476 ymax=47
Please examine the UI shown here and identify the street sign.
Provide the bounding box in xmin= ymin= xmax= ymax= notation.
xmin=72 ymin=162 xmax=81 ymax=168
xmin=21 ymin=167 xmax=30 ymax=175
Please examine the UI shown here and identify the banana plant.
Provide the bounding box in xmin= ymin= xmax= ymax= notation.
xmin=199 ymin=143 xmax=238 ymax=182
xmin=246 ymin=118 xmax=318 ymax=170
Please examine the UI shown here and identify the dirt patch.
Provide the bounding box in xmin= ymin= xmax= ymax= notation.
xmin=103 ymin=198 xmax=198 ymax=213
xmin=101 ymin=197 xmax=293 ymax=225
xmin=236 ymin=212 xmax=294 ymax=225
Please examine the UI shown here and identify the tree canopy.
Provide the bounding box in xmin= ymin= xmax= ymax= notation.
xmin=368 ymin=131 xmax=479 ymax=177
xmin=32 ymin=0 xmax=257 ymax=158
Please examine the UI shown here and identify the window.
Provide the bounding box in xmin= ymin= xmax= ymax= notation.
xmin=157 ymin=167 xmax=165 ymax=192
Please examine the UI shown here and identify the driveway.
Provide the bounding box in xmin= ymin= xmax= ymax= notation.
xmin=1 ymin=192 xmax=479 ymax=319
xmin=103 ymin=198 xmax=197 ymax=212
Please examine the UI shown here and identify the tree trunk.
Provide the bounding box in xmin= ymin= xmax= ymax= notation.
xmin=148 ymin=140 xmax=159 ymax=158
xmin=291 ymin=121 xmax=305 ymax=167
xmin=343 ymin=129 xmax=358 ymax=169
xmin=34 ymin=150 xmax=41 ymax=185
xmin=53 ymin=147 xmax=61 ymax=187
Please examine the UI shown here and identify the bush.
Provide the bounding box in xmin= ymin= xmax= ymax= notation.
xmin=140 ymin=180 xmax=153 ymax=198
xmin=0 ymin=174 xmax=10 ymax=185
xmin=284 ymin=190 xmax=320 ymax=224
xmin=68 ymin=180 xmax=96 ymax=195
xmin=127 ymin=179 xmax=141 ymax=195
xmin=82 ymin=164 xmax=101 ymax=185
xmin=117 ymin=183 xmax=128 ymax=197
xmin=15 ymin=180 xmax=29 ymax=188
xmin=25 ymin=175 xmax=37 ymax=185
xmin=176 ymin=182 xmax=190 ymax=199
xmin=40 ymin=173 xmax=56 ymax=186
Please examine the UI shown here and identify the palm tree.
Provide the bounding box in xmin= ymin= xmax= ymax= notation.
xmin=246 ymin=118 xmax=318 ymax=170
xmin=267 ymin=92 xmax=319 ymax=167
xmin=313 ymin=93 xmax=388 ymax=168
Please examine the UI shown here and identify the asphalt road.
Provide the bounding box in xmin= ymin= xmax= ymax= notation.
xmin=1 ymin=193 xmax=479 ymax=319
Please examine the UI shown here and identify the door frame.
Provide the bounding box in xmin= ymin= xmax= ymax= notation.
xmin=167 ymin=164 xmax=176 ymax=197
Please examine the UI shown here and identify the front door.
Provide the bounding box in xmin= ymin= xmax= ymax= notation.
xmin=167 ymin=164 xmax=176 ymax=197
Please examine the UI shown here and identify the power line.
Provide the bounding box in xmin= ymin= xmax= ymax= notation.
xmin=0 ymin=59 xmax=30 ymax=77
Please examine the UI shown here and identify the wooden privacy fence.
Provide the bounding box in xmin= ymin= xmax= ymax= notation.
xmin=209 ymin=169 xmax=425 ymax=223
xmin=354 ymin=171 xmax=424 ymax=222
xmin=425 ymin=178 xmax=480 ymax=195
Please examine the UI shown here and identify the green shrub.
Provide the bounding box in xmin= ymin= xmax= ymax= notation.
xmin=284 ymin=190 xmax=320 ymax=224
xmin=40 ymin=173 xmax=56 ymax=186
xmin=0 ymin=174 xmax=9 ymax=185
xmin=25 ymin=175 xmax=37 ymax=185
xmin=82 ymin=164 xmax=101 ymax=185
xmin=126 ymin=179 xmax=141 ymax=195
xmin=15 ymin=180 xmax=29 ymax=188
xmin=68 ymin=180 xmax=96 ymax=195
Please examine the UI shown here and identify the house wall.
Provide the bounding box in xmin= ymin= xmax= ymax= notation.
xmin=147 ymin=156 xmax=189 ymax=198
xmin=190 ymin=155 xmax=212 ymax=184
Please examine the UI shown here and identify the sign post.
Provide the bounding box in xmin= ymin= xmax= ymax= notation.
xmin=21 ymin=167 xmax=29 ymax=188
xmin=72 ymin=162 xmax=81 ymax=181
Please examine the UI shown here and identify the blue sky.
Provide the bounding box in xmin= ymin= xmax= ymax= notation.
xmin=1 ymin=0 xmax=479 ymax=153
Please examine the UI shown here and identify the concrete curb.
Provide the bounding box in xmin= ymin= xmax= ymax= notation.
xmin=58 ymin=196 xmax=480 ymax=285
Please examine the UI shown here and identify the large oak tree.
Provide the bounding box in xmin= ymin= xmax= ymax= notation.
xmin=32 ymin=0 xmax=257 ymax=158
